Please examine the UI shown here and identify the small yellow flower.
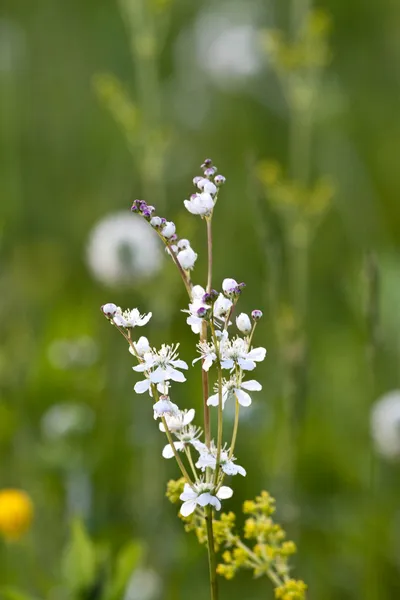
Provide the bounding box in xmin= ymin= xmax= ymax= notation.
xmin=0 ymin=489 xmax=34 ymax=541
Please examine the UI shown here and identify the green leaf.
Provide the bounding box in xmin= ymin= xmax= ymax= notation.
xmin=0 ymin=588 xmax=42 ymax=600
xmin=106 ymin=541 xmax=143 ymax=600
xmin=61 ymin=519 xmax=97 ymax=593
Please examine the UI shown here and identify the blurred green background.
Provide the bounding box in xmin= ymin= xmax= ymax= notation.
xmin=1 ymin=0 xmax=400 ymax=598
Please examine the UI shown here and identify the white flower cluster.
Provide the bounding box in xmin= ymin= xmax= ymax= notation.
xmin=101 ymin=158 xmax=266 ymax=520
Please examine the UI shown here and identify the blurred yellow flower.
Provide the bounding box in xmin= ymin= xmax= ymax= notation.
xmin=0 ymin=489 xmax=33 ymax=541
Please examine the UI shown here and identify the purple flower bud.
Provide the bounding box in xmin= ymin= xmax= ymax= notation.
xmin=202 ymin=293 xmax=213 ymax=304
xmin=161 ymin=217 xmax=167 ymax=224
xmin=139 ymin=202 xmax=148 ymax=212
xmin=169 ymin=233 xmax=178 ymax=242
xmin=131 ymin=204 xmax=139 ymax=212
xmin=214 ymin=174 xmax=226 ymax=186
xmin=210 ymin=289 xmax=219 ymax=300
xmin=197 ymin=306 xmax=209 ymax=318
xmin=142 ymin=209 xmax=152 ymax=219
xmin=147 ymin=205 xmax=156 ymax=213
xmin=201 ymin=158 xmax=213 ymax=169
xmin=204 ymin=166 xmax=217 ymax=177
xmin=251 ymin=309 xmax=263 ymax=321
xmin=193 ymin=176 xmax=203 ymax=185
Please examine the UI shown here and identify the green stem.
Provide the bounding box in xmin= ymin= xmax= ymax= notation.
xmin=185 ymin=446 xmax=199 ymax=482
xmin=206 ymin=217 xmax=213 ymax=292
xmin=205 ymin=506 xmax=219 ymax=600
xmin=213 ymin=366 xmax=224 ymax=486
xmin=228 ymin=400 xmax=240 ymax=459
xmin=161 ymin=415 xmax=193 ymax=486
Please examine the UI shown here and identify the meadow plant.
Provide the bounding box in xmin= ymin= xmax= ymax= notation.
xmin=101 ymin=159 xmax=306 ymax=599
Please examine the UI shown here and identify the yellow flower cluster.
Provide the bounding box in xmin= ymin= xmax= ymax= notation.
xmin=165 ymin=477 xmax=186 ymax=504
xmin=0 ymin=489 xmax=34 ymax=541
xmin=261 ymin=9 xmax=332 ymax=73
xmin=257 ymin=160 xmax=333 ymax=224
xmin=166 ymin=482 xmax=306 ymax=598
xmin=275 ymin=579 xmax=308 ymax=600
xmin=217 ymin=491 xmax=306 ymax=597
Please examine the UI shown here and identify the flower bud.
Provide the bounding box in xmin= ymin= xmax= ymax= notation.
xmin=102 ymin=303 xmax=118 ymax=317
xmin=193 ymin=176 xmax=203 ymax=185
xmin=214 ymin=174 xmax=226 ymax=186
xmin=150 ymin=216 xmax=162 ymax=227
xmin=201 ymin=158 xmax=213 ymax=169
xmin=177 ymin=247 xmax=198 ymax=270
xmin=177 ymin=238 xmax=190 ymax=250
xmin=197 ymin=306 xmax=209 ymax=318
xmin=236 ymin=313 xmax=252 ymax=334
xmin=222 ymin=278 xmax=239 ymax=295
xmin=202 ymin=293 xmax=213 ymax=304
xmin=131 ymin=202 xmax=139 ymax=212
xmin=162 ymin=221 xmax=176 ymax=239
xmin=251 ymin=309 xmax=263 ymax=321
xmin=204 ymin=166 xmax=217 ymax=177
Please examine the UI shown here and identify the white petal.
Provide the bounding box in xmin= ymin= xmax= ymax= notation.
xmin=180 ymin=484 xmax=197 ymax=501
xmin=241 ymin=380 xmax=262 ymax=391
xmin=183 ymin=408 xmax=195 ymax=425
xmin=113 ymin=314 xmax=127 ymax=327
xmin=236 ymin=465 xmax=247 ymax=476
xmin=203 ymin=355 xmax=214 ymax=371
xmin=237 ymin=358 xmax=256 ymax=371
xmin=171 ymin=359 xmax=189 ymax=370
xmin=132 ymin=363 xmax=147 ymax=372
xmin=192 ymin=285 xmax=206 ymax=299
xmin=207 ymin=392 xmax=219 ymax=407
xmin=247 ymin=347 xmax=267 ymax=362
xmin=134 ymin=379 xmax=151 ymax=394
xmin=220 ymin=359 xmax=234 ymax=370
xmin=149 ymin=366 xmax=166 ymax=383
xmin=216 ymin=486 xmax=233 ymax=500
xmin=162 ymin=442 xmax=185 ymax=459
xmin=169 ymin=368 xmax=186 ymax=383
xmin=197 ymin=492 xmax=214 ymax=507
xmin=180 ymin=499 xmax=197 ymax=517
xmin=208 ymin=496 xmax=221 ymax=511
xmin=235 ymin=388 xmax=252 ymax=407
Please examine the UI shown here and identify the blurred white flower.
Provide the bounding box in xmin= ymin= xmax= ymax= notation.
xmin=48 ymin=336 xmax=98 ymax=369
xmin=124 ymin=567 xmax=161 ymax=600
xmin=86 ymin=212 xmax=162 ymax=287
xmin=41 ymin=402 xmax=95 ymax=441
xmin=194 ymin=3 xmax=263 ymax=88
xmin=371 ymin=390 xmax=400 ymax=460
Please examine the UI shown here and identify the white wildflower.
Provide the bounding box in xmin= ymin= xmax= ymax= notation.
xmin=196 ymin=444 xmax=246 ymax=476
xmin=133 ymin=344 xmax=188 ymax=394
xmin=113 ymin=308 xmax=152 ymax=329
xmin=236 ymin=312 xmax=252 ymax=334
xmin=179 ymin=482 xmax=233 ymax=516
xmin=193 ymin=340 xmax=218 ymax=371
xmin=153 ymin=396 xmax=179 ymax=420
xmin=161 ymin=422 xmax=203 ymax=459
xmin=159 ymin=408 xmax=195 ymax=433
xmin=184 ymin=192 xmax=215 ymax=216
xmin=220 ymin=337 xmax=266 ymax=371
xmin=129 ymin=336 xmax=151 ymax=358
xmin=207 ymin=377 xmax=261 ymax=408
xmin=197 ymin=178 xmax=217 ymax=195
